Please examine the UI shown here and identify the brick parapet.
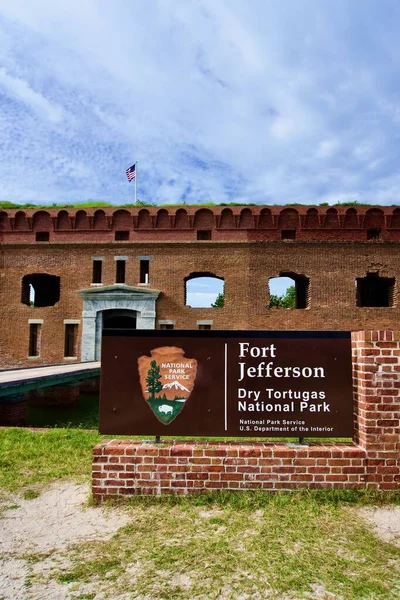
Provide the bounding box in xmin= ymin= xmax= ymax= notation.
xmin=92 ymin=329 xmax=400 ymax=499
xmin=2 ymin=205 xmax=400 ymax=243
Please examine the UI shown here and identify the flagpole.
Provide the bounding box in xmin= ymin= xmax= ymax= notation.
xmin=135 ymin=161 xmax=137 ymax=203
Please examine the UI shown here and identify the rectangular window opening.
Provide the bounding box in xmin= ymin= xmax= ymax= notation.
xmin=29 ymin=324 xmax=40 ymax=357
xmin=281 ymin=230 xmax=296 ymax=241
xmin=367 ymin=228 xmax=382 ymax=241
xmin=35 ymin=231 xmax=50 ymax=242
xmin=198 ymin=324 xmax=211 ymax=330
xmin=64 ymin=324 xmax=78 ymax=358
xmin=160 ymin=323 xmax=174 ymax=330
xmin=116 ymin=260 xmax=126 ymax=284
xmin=140 ymin=260 xmax=149 ymax=284
xmin=197 ymin=230 xmax=212 ymax=240
xmin=356 ymin=274 xmax=395 ymax=307
xmin=115 ymin=230 xmax=129 ymax=241
xmin=92 ymin=260 xmax=102 ymax=284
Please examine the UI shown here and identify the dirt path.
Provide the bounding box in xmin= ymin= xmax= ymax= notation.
xmin=0 ymin=481 xmax=130 ymax=600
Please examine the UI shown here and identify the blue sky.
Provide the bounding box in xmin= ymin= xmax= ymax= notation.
xmin=1 ymin=0 xmax=400 ymax=206
xmin=186 ymin=276 xmax=291 ymax=307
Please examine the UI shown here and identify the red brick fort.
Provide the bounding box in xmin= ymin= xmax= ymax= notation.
xmin=1 ymin=204 xmax=399 ymax=369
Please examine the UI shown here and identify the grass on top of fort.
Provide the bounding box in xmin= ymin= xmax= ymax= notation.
xmin=0 ymin=199 xmax=382 ymax=209
xmin=1 ymin=427 xmax=400 ymax=599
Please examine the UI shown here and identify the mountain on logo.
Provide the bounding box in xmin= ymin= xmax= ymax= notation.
xmin=162 ymin=380 xmax=190 ymax=392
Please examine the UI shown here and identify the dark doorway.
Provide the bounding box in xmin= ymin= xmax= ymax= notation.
xmin=102 ymin=310 xmax=137 ymax=330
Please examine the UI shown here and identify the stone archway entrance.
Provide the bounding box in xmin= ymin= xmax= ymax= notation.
xmin=78 ymin=285 xmax=160 ymax=361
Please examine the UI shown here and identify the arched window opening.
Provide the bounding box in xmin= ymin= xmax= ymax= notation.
xmin=184 ymin=272 xmax=224 ymax=308
xmin=304 ymin=208 xmax=319 ymax=229
xmin=21 ymin=274 xmax=60 ymax=307
xmin=137 ymin=209 xmax=152 ymax=229
xmin=278 ymin=208 xmax=299 ymax=230
xmin=193 ymin=209 xmax=214 ymax=229
xmin=238 ymin=208 xmax=254 ymax=228
xmin=156 ymin=209 xmax=170 ymax=228
xmin=112 ymin=209 xmax=132 ymax=230
xmin=57 ymin=210 xmax=71 ymax=230
xmin=32 ymin=211 xmax=52 ymax=230
xmin=219 ymin=208 xmax=235 ymax=229
xmin=75 ymin=210 xmax=90 ymax=230
xmin=390 ymin=208 xmax=400 ymax=229
xmin=93 ymin=210 xmax=108 ymax=230
xmin=356 ymin=273 xmax=395 ymax=307
xmin=258 ymin=208 xmax=273 ymax=229
xmin=323 ymin=208 xmax=339 ymax=228
xmin=364 ymin=208 xmax=384 ymax=230
xmin=175 ymin=209 xmax=189 ymax=229
xmin=268 ymin=273 xmax=309 ymax=309
xmin=344 ymin=208 xmax=358 ymax=229
xmin=0 ymin=212 xmax=10 ymax=231
xmin=14 ymin=211 xmax=29 ymax=231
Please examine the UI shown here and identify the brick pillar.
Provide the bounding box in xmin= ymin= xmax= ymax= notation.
xmin=352 ymin=330 xmax=400 ymax=489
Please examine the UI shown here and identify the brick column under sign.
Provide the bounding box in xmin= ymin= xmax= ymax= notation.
xmin=352 ymin=330 xmax=400 ymax=489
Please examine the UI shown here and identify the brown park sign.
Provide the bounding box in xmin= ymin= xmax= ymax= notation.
xmin=99 ymin=331 xmax=354 ymax=438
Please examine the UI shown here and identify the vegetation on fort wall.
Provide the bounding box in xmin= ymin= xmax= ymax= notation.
xmin=0 ymin=200 xmax=385 ymax=210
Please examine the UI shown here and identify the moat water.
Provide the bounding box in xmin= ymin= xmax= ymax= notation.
xmin=24 ymin=378 xmax=100 ymax=429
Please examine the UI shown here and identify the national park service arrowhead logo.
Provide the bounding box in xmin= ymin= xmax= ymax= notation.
xmin=138 ymin=347 xmax=197 ymax=424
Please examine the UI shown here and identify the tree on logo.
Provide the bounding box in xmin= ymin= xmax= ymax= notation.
xmin=146 ymin=360 xmax=163 ymax=401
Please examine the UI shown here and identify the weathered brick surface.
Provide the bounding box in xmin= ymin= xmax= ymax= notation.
xmin=92 ymin=440 xmax=366 ymax=500
xmin=92 ymin=330 xmax=400 ymax=499
xmin=1 ymin=205 xmax=400 ymax=368
xmin=352 ymin=330 xmax=400 ymax=489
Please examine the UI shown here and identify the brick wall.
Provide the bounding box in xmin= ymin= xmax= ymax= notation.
xmin=2 ymin=239 xmax=400 ymax=368
xmin=92 ymin=442 xmax=366 ymax=499
xmin=92 ymin=330 xmax=400 ymax=499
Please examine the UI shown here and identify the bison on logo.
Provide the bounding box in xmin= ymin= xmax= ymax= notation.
xmin=138 ymin=346 xmax=197 ymax=424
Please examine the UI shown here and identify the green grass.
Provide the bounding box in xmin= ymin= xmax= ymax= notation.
xmin=1 ymin=427 xmax=400 ymax=598
xmin=22 ymin=489 xmax=41 ymax=500
xmin=0 ymin=200 xmax=390 ymax=210
xmin=0 ymin=428 xmax=102 ymax=492
xmin=51 ymin=494 xmax=400 ymax=599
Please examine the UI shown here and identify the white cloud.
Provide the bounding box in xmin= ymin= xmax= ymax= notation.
xmin=0 ymin=0 xmax=400 ymax=204
xmin=315 ymin=139 xmax=340 ymax=160
xmin=0 ymin=67 xmax=64 ymax=123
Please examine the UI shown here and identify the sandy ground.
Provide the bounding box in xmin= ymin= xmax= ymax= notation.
xmin=0 ymin=481 xmax=399 ymax=600
xmin=357 ymin=506 xmax=400 ymax=548
xmin=0 ymin=481 xmax=130 ymax=600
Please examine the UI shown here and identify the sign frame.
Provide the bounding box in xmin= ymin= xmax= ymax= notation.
xmin=99 ymin=330 xmax=354 ymax=439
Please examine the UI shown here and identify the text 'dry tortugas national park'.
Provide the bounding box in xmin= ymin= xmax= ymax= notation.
xmin=0 ymin=204 xmax=399 ymax=497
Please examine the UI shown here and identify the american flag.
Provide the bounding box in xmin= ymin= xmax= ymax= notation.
xmin=126 ymin=163 xmax=136 ymax=182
